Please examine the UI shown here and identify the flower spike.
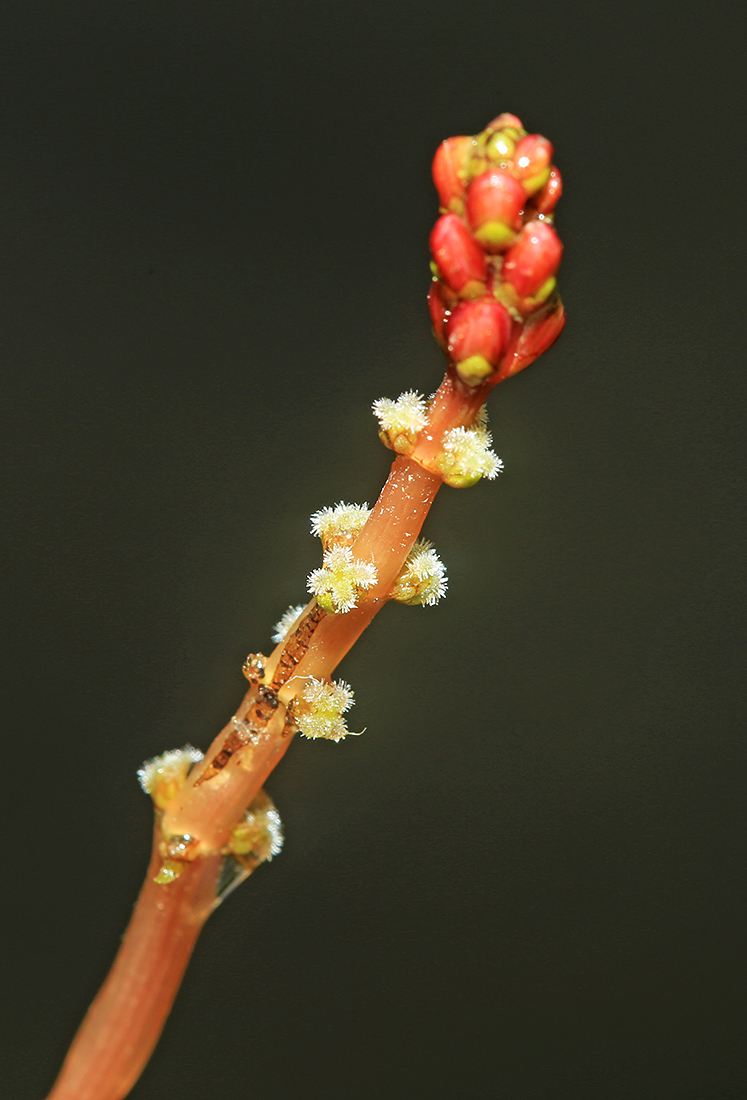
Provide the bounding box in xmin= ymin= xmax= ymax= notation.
xmin=47 ymin=112 xmax=569 ymax=1100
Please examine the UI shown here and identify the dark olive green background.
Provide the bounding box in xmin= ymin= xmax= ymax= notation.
xmin=2 ymin=2 xmax=745 ymax=1097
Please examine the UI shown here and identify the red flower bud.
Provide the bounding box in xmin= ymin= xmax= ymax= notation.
xmin=486 ymin=112 xmax=525 ymax=134
xmin=535 ymin=167 xmax=563 ymax=215
xmin=466 ymin=168 xmax=526 ymax=252
xmin=513 ymin=134 xmax=553 ymax=195
xmin=445 ymin=297 xmax=512 ymax=383
xmin=427 ymin=119 xmax=565 ymax=384
xmin=429 ymin=213 xmax=487 ymax=296
xmin=427 ymin=280 xmax=451 ymax=350
xmin=497 ymin=296 xmax=565 ymax=380
xmin=501 ymin=220 xmax=562 ymax=299
xmin=432 ymin=135 xmax=473 ymax=212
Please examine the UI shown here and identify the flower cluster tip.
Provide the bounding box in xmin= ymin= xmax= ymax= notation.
xmin=429 ymin=113 xmax=565 ymax=389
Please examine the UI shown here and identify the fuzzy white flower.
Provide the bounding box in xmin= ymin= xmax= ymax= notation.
xmin=372 ymin=390 xmax=429 ymax=453
xmin=271 ymin=603 xmax=306 ymax=644
xmin=307 ymin=545 xmax=378 ymax=613
xmin=310 ymin=502 xmax=371 ymax=548
xmin=390 ymin=539 xmax=448 ymax=606
xmin=229 ymin=790 xmax=284 ymax=861
xmin=294 ymin=677 xmax=359 ymax=742
xmin=438 ymin=419 xmax=503 ymax=487
xmin=137 ymin=745 xmax=204 ymax=809
xmin=263 ymin=806 xmax=284 ymax=857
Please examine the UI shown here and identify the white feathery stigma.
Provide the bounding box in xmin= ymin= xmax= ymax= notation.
xmin=230 ymin=793 xmax=285 ymax=861
xmin=137 ymin=745 xmax=204 ymax=808
xmin=261 ymin=805 xmax=284 ymax=858
xmin=373 ymin=391 xmax=429 ymax=452
xmin=271 ymin=604 xmax=306 ymax=644
xmin=295 ymin=677 xmax=359 ymax=742
xmin=307 ymin=545 xmax=378 ymax=613
xmin=390 ymin=539 xmax=448 ymax=606
xmin=310 ymin=501 xmax=371 ymax=547
xmin=440 ymin=416 xmax=503 ymax=486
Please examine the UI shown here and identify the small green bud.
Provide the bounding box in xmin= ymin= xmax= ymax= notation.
xmin=455 ymin=355 xmax=493 ymax=385
xmin=533 ymin=275 xmax=557 ymax=305
xmin=154 ymin=860 xmax=184 ymax=885
xmin=521 ymin=166 xmax=551 ymax=196
xmin=459 ymin=278 xmax=488 ymax=300
xmin=486 ymin=131 xmax=517 ymax=162
xmin=441 ymin=469 xmax=484 ymax=489
xmin=466 ymin=154 xmax=488 ymax=180
xmin=473 ymin=220 xmax=517 ymax=250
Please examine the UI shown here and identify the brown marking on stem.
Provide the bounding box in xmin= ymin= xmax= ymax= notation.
xmin=195 ymin=686 xmax=282 ymax=787
xmin=269 ymin=602 xmax=326 ymax=691
xmin=194 ymin=729 xmax=247 ymax=785
xmin=244 ymin=684 xmax=280 ymax=724
xmin=281 ymin=699 xmax=299 ymax=738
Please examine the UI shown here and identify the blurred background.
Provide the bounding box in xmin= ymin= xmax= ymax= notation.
xmin=1 ymin=2 xmax=745 ymax=1097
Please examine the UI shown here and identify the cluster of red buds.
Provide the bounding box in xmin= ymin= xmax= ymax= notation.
xmin=429 ymin=113 xmax=565 ymax=388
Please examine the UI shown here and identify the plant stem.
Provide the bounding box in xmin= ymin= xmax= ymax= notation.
xmin=48 ymin=371 xmax=479 ymax=1100
xmin=48 ymin=837 xmax=222 ymax=1100
xmin=48 ymin=104 xmax=568 ymax=1096
xmin=290 ymin=456 xmax=441 ymax=678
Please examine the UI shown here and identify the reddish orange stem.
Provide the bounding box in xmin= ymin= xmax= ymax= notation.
xmin=49 ymin=370 xmax=480 ymax=1100
xmin=47 ymin=836 xmax=222 ymax=1100
xmin=295 ymin=455 xmax=441 ymax=679
xmin=286 ymin=374 xmax=485 ymax=682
